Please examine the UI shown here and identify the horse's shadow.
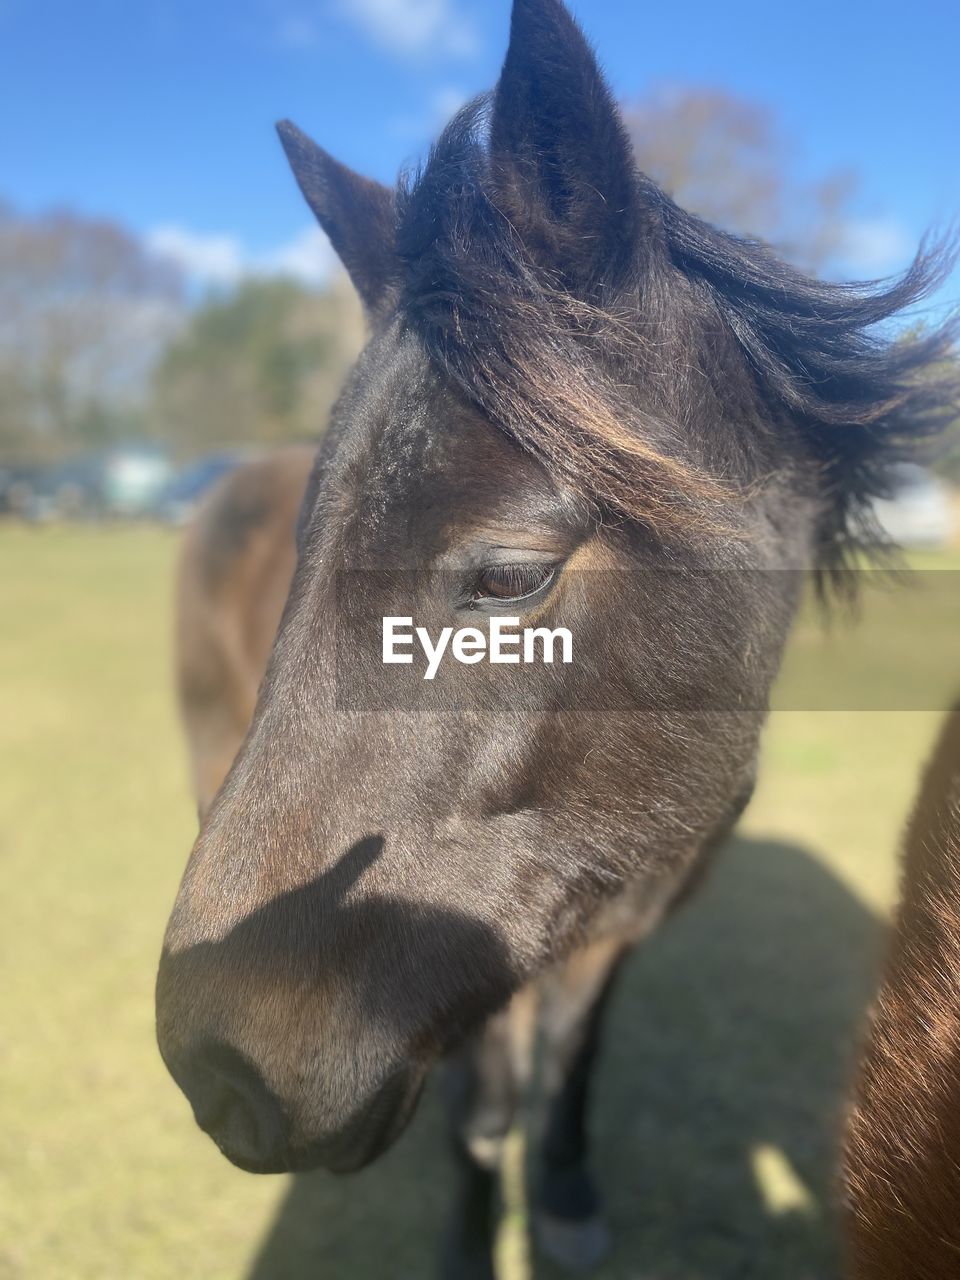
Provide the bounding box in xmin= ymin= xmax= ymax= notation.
xmin=246 ymin=836 xmax=882 ymax=1280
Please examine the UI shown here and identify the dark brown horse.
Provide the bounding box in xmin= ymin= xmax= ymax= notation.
xmin=844 ymin=705 xmax=960 ymax=1279
xmin=156 ymin=1 xmax=957 ymax=1274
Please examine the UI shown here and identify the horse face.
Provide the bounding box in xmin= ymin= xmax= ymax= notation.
xmin=157 ymin=0 xmax=799 ymax=1173
xmin=156 ymin=314 xmax=792 ymax=1173
xmin=155 ymin=325 xmax=592 ymax=1172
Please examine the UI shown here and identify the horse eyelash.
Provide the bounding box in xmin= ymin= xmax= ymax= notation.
xmin=472 ymin=563 xmax=557 ymax=604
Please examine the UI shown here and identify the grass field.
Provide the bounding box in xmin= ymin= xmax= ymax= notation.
xmin=1 ymin=525 xmax=957 ymax=1280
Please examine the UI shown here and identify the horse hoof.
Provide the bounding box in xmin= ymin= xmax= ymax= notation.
xmin=536 ymin=1210 xmax=612 ymax=1272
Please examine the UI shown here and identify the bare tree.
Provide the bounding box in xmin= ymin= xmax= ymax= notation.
xmin=623 ymin=87 xmax=858 ymax=273
xmin=0 ymin=203 xmax=184 ymax=459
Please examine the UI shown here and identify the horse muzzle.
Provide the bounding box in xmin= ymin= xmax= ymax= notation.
xmin=159 ymin=1034 xmax=425 ymax=1175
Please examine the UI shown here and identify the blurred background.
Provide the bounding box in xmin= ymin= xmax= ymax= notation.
xmin=2 ymin=1 xmax=959 ymax=1277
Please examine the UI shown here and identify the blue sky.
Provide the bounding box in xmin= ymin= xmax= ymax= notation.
xmin=2 ymin=0 xmax=958 ymax=308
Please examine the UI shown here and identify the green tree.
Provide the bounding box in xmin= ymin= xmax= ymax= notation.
xmin=151 ymin=277 xmax=363 ymax=457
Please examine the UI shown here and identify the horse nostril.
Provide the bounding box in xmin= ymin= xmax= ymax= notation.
xmin=182 ymin=1042 xmax=288 ymax=1169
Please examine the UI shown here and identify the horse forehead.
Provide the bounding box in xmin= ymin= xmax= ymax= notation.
xmin=344 ymin=330 xmax=459 ymax=479
xmin=331 ymin=338 xmax=526 ymax=553
xmin=344 ymin=402 xmax=466 ymax=553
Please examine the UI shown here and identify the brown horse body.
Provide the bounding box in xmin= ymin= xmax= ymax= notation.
xmin=844 ymin=707 xmax=960 ymax=1278
xmin=177 ymin=446 xmax=313 ymax=814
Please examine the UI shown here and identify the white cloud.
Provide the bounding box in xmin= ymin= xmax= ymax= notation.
xmin=146 ymin=227 xmax=246 ymax=287
xmin=260 ymin=225 xmax=337 ymax=285
xmin=145 ymin=224 xmax=336 ymax=289
xmin=336 ymin=0 xmax=478 ymax=59
xmin=835 ymin=217 xmax=914 ymax=276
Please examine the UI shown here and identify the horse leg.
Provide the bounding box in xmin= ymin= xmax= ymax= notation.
xmin=441 ymin=987 xmax=537 ymax=1280
xmin=535 ymin=935 xmax=628 ymax=1271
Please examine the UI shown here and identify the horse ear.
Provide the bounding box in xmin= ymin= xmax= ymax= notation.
xmin=490 ymin=0 xmax=645 ymax=294
xmin=276 ymin=120 xmax=397 ymax=318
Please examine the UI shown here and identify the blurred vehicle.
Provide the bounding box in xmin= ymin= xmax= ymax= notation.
xmin=154 ymin=451 xmax=244 ymax=525
xmin=21 ymin=454 xmax=107 ymax=521
xmin=871 ymin=463 xmax=955 ymax=548
xmin=17 ymin=447 xmax=173 ymax=521
xmin=103 ymin=447 xmax=174 ymax=517
xmin=0 ymin=464 xmax=44 ymax=517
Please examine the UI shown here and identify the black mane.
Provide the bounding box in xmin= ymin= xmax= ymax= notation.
xmin=396 ymin=100 xmax=958 ymax=575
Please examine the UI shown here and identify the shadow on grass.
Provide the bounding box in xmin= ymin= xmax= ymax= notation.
xmin=246 ymin=836 xmax=882 ymax=1280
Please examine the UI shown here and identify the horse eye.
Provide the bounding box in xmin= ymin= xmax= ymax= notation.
xmin=473 ymin=563 xmax=557 ymax=603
